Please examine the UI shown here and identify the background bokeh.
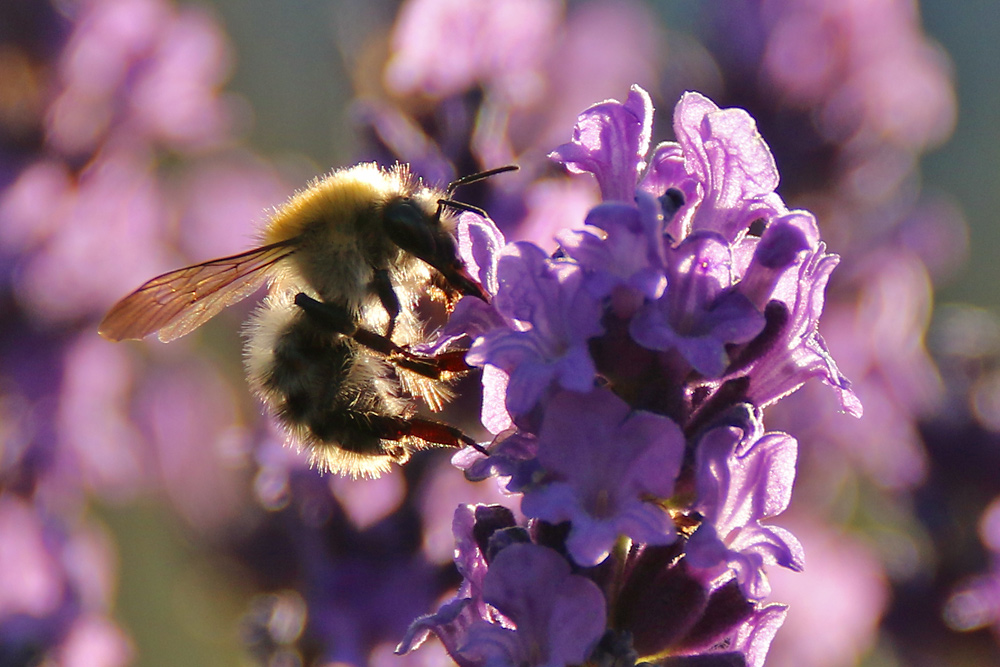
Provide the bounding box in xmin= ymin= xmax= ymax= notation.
xmin=2 ymin=1 xmax=1000 ymax=666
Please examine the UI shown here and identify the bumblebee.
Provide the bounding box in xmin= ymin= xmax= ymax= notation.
xmin=100 ymin=163 xmax=514 ymax=477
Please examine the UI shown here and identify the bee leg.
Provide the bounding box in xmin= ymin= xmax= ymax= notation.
xmin=293 ymin=293 xmax=470 ymax=379
xmin=369 ymin=414 xmax=488 ymax=454
xmin=293 ymin=292 xmax=356 ymax=333
xmin=372 ymin=268 xmax=400 ymax=339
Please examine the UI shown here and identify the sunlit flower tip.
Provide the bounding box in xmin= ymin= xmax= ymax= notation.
xmin=736 ymin=211 xmax=817 ymax=311
xmin=466 ymin=242 xmax=603 ymax=417
xmin=553 ymin=86 xmax=788 ymax=244
xmin=414 ymin=210 xmax=507 ymax=358
xmin=519 ymin=389 xmax=685 ymax=567
xmin=732 ymin=604 xmax=788 ymax=667
xmin=395 ymin=597 xmax=484 ymax=660
xmin=549 ymin=84 xmax=653 ymax=202
xmin=742 ymin=242 xmax=863 ymax=417
xmin=667 ymin=91 xmax=784 ymax=243
xmin=456 ymin=210 xmax=507 ymax=298
xmin=458 ymin=543 xmax=607 ymax=667
xmin=685 ymin=422 xmax=803 ymax=601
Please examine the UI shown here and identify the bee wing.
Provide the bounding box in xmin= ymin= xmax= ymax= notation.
xmin=99 ymin=241 xmax=296 ymax=342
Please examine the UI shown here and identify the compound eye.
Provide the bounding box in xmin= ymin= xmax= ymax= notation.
xmin=383 ymin=198 xmax=438 ymax=259
xmin=382 ymin=197 xmax=486 ymax=300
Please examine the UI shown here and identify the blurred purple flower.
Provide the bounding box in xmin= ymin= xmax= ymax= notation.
xmin=132 ymin=358 xmax=250 ymax=532
xmin=47 ymin=0 xmax=234 ymax=155
xmin=0 ymin=152 xmax=169 ymax=323
xmin=386 ymin=0 xmax=558 ymax=105
xmin=756 ymin=0 xmax=955 ymax=152
xmin=0 ymin=495 xmax=130 ymax=666
xmin=766 ymin=517 xmax=888 ymax=667
xmin=329 ymin=469 xmax=407 ymax=531
xmin=55 ymin=334 xmax=146 ymax=501
xmin=0 ymin=497 xmax=65 ymax=621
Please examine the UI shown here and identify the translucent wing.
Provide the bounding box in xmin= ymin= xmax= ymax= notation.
xmin=99 ymin=241 xmax=296 ymax=342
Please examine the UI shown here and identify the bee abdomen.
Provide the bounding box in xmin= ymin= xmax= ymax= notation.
xmin=247 ymin=305 xmax=416 ymax=475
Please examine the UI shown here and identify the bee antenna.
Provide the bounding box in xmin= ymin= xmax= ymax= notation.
xmin=446 ymin=164 xmax=518 ymax=197
xmin=437 ymin=199 xmax=489 ymax=219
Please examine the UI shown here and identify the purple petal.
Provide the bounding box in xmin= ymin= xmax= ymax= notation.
xmin=733 ymin=605 xmax=788 ymax=667
xmin=521 ymin=389 xmax=684 ymax=566
xmin=479 ymin=543 xmax=606 ymax=666
xmin=396 ymin=598 xmax=482 ymax=666
xmin=737 ymin=211 xmax=816 ymax=310
xmin=745 ymin=246 xmax=863 ymax=417
xmin=504 ymin=355 xmax=558 ymax=416
xmin=630 ymin=233 xmax=765 ymax=376
xmin=729 ymin=525 xmax=805 ymax=574
xmin=457 ymin=210 xmax=506 ymax=296
xmin=549 ymin=85 xmax=653 ymax=201
xmin=481 ymin=365 xmax=513 ymax=434
xmin=641 ymin=142 xmax=701 ymax=241
xmin=687 ymin=421 xmax=801 ymax=599
xmin=673 ymin=92 xmax=781 ymax=241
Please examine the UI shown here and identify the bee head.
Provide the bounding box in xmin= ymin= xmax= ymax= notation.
xmin=382 ymin=197 xmax=489 ymax=301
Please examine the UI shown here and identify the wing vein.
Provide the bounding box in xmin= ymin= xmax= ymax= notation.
xmin=99 ymin=241 xmax=296 ymax=342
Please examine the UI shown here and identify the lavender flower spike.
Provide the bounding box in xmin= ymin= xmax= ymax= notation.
xmin=415 ymin=85 xmax=862 ymax=667
xmin=549 ymin=85 xmax=653 ymax=202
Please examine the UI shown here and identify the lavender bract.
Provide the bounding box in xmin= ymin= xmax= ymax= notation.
xmin=401 ymin=85 xmax=858 ymax=666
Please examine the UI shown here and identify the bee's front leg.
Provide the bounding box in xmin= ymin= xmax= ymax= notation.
xmin=371 ymin=268 xmax=400 ymax=339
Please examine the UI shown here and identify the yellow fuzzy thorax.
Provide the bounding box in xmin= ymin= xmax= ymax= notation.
xmin=262 ymin=163 xmax=417 ymax=245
